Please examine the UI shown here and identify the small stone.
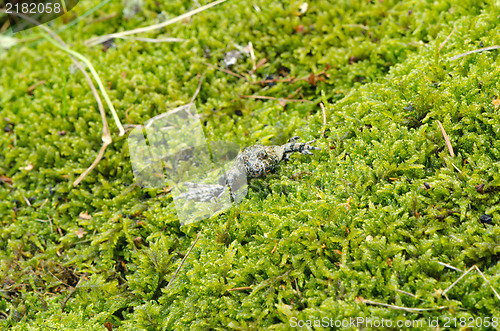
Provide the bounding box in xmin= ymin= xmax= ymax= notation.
xmin=265 ymin=75 xmax=276 ymax=87
xmin=479 ymin=214 xmax=493 ymax=225
xmin=403 ymin=104 xmax=415 ymax=112
xmin=299 ymin=2 xmax=308 ymax=14
xmin=223 ymin=50 xmax=241 ymax=66
xmin=475 ymin=183 xmax=485 ymax=194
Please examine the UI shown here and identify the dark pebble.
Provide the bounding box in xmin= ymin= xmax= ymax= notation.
xmin=265 ymin=75 xmax=276 ymax=87
xmin=479 ymin=214 xmax=493 ymax=225
xmin=403 ymin=104 xmax=414 ymax=112
xmin=475 ymin=183 xmax=485 ymax=194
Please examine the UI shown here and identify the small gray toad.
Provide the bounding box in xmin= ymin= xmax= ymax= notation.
xmin=174 ymin=136 xmax=321 ymax=202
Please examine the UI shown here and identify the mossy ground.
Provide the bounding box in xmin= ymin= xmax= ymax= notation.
xmin=1 ymin=0 xmax=500 ymax=329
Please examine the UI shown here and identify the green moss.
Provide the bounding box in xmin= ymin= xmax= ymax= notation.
xmin=1 ymin=0 xmax=500 ymax=329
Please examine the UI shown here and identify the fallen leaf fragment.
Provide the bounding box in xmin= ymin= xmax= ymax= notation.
xmin=492 ymin=96 xmax=500 ymax=110
xmin=79 ymin=211 xmax=92 ymax=220
xmin=74 ymin=228 xmax=87 ymax=238
xmin=0 ymin=175 xmax=12 ymax=184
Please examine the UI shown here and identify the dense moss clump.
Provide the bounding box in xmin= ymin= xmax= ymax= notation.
xmin=1 ymin=0 xmax=499 ymax=329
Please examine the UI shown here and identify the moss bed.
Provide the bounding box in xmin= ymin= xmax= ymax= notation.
xmin=1 ymin=0 xmax=500 ymax=329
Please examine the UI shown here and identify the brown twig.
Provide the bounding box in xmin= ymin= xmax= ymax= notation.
xmin=251 ymin=66 xmax=330 ymax=85
xmin=249 ymin=58 xmax=267 ymax=74
xmin=165 ymin=233 xmax=200 ymax=291
xmin=0 ymin=19 xmax=10 ymax=33
xmin=27 ymin=80 xmax=46 ymax=95
xmin=287 ymin=86 xmax=303 ymax=99
xmin=439 ymin=26 xmax=457 ymax=51
xmin=206 ymin=63 xmax=245 ymax=79
xmin=61 ymin=278 xmax=83 ymax=312
xmin=270 ymin=241 xmax=277 ymax=254
xmin=436 ymin=120 xmax=454 ymax=157
xmin=240 ymin=95 xmax=312 ymax=103
xmin=227 ymin=286 xmax=252 ymax=292
xmin=90 ymin=11 xmax=118 ymax=24
xmin=39 ymin=198 xmax=49 ymax=209
xmin=190 ymin=74 xmax=205 ymax=104
xmin=449 ymin=45 xmax=500 ymax=61
xmin=73 ymin=139 xmax=111 ymax=186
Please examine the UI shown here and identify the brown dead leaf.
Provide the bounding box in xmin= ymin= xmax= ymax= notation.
xmin=306 ymin=72 xmax=316 ymax=85
xmin=294 ymin=25 xmax=304 ymax=33
xmin=27 ymin=80 xmax=45 ymax=95
xmin=0 ymin=175 xmax=12 ymax=184
xmin=104 ymin=321 xmax=113 ymax=331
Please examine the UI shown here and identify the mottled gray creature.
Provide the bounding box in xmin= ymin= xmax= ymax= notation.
xmin=174 ymin=136 xmax=321 ymax=202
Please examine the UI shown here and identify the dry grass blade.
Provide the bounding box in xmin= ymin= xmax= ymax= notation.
xmin=0 ymin=10 xmax=115 ymax=186
xmin=227 ymin=287 xmax=252 ymax=292
xmin=394 ymin=288 xmax=417 ymax=298
xmin=190 ymin=74 xmax=205 ymax=104
xmin=320 ymin=102 xmax=327 ymax=137
xmin=61 ymin=278 xmax=83 ymax=312
xmin=442 ymin=265 xmax=500 ymax=301
xmin=436 ymin=261 xmax=463 ymax=273
xmin=85 ymin=0 xmax=228 ymax=46
xmin=439 ymin=26 xmax=456 ymax=51
xmin=73 ymin=137 xmax=112 ymax=186
xmin=240 ymin=95 xmax=312 ymax=103
xmin=165 ymin=233 xmax=200 ymax=291
xmin=449 ymin=45 xmax=500 ymax=60
xmin=114 ymin=36 xmax=185 ymax=43
xmin=436 ymin=120 xmax=454 ymax=157
xmin=206 ymin=63 xmax=246 ymax=79
xmin=359 ymin=298 xmax=448 ymax=313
